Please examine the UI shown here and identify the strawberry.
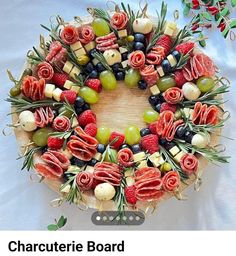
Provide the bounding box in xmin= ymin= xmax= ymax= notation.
xmin=60 ymin=90 xmax=77 ymax=104
xmin=148 ymin=122 xmax=158 ymax=135
xmin=174 ymin=70 xmax=187 ymax=88
xmin=175 ymin=42 xmax=195 ymax=55
xmin=47 ymin=136 xmax=64 ymax=149
xmin=160 ymin=102 xmax=177 ymax=113
xmin=124 ymin=185 xmax=137 ymax=205
xmin=77 ymin=110 xmax=96 ymax=127
xmin=84 ymin=123 xmax=97 ymax=137
xmin=109 ymin=132 xmax=125 ymax=149
xmin=156 ymin=34 xmax=172 ymax=55
xmin=85 ymin=79 xmax=102 ymax=93
xmin=141 ymin=134 xmax=159 ymax=154
xmin=52 ymin=73 xmax=69 ymax=88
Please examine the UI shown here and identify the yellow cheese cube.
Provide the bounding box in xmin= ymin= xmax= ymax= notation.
xmin=150 ymin=85 xmax=160 ymax=96
xmin=167 ymin=54 xmax=177 ymax=67
xmin=156 ymin=66 xmax=164 ymax=77
xmin=45 ymin=83 xmax=55 ymax=98
xmin=63 ymin=61 xmax=74 ymax=74
xmin=119 ymin=46 xmax=128 ymax=54
xmin=85 ymin=165 xmax=94 ymax=173
xmin=74 ymin=47 xmax=87 ymax=58
xmin=70 ymin=66 xmax=81 ymax=80
xmin=169 ymin=146 xmax=180 ymax=156
xmin=121 ymin=59 xmax=129 ymax=68
xmin=133 ymin=152 xmax=146 ymax=163
xmin=70 ymin=41 xmax=82 ymax=51
xmin=52 ymin=88 xmax=62 ymax=102
xmin=60 ymin=184 xmax=71 ymax=193
xmin=64 ymin=80 xmax=75 ymax=89
xmin=166 ymin=21 xmax=177 ymax=30
xmin=137 ymin=160 xmax=148 ymax=169
xmin=94 ymin=152 xmax=102 ymax=161
xmin=118 ymin=29 xmax=127 ymax=38
xmin=174 ymin=151 xmax=185 ymax=163
xmin=164 ymin=26 xmax=175 ymax=37
xmin=84 ymin=41 xmax=96 ymax=52
xmin=126 ymin=177 xmax=135 ymax=186
xmin=71 ymin=85 xmax=80 ymax=94
xmin=148 ymin=152 xmax=160 ymax=163
xmin=92 ymin=58 xmax=100 ymax=66
xmin=71 ymin=117 xmax=79 ymax=128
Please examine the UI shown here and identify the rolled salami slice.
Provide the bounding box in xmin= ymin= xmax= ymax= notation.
xmin=22 ymin=76 xmax=45 ymax=101
xmin=180 ymin=153 xmax=198 ymax=175
xmin=162 ymin=171 xmax=179 ymax=192
xmin=78 ymin=25 xmax=95 ymax=44
xmin=117 ymin=148 xmax=134 ymax=167
xmin=163 ymin=87 xmax=184 ymax=104
xmin=46 ymin=41 xmax=67 ymax=68
xmin=140 ymin=65 xmax=159 ymax=86
xmin=129 ymin=50 xmax=145 ymax=70
xmin=61 ymin=25 xmax=79 ymax=45
xmin=146 ymin=46 xmax=165 ymax=65
xmin=37 ymin=62 xmax=54 ymax=81
xmin=34 ymin=107 xmax=54 ymax=128
xmin=76 ymin=171 xmax=94 ymax=191
xmin=52 ymin=116 xmax=71 ymax=132
xmin=110 ymin=11 xmax=128 ymax=30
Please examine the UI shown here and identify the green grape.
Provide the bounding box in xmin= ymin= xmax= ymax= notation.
xmin=58 ymin=106 xmax=73 ymax=118
xmin=79 ymin=86 xmax=99 ymax=104
xmin=10 ymin=86 xmax=21 ymax=97
xmin=124 ymin=125 xmax=141 ymax=145
xmin=157 ymin=76 xmax=176 ymax=92
xmin=32 ymin=127 xmax=53 ymax=147
xmin=196 ymin=76 xmax=215 ymax=93
xmin=174 ymin=109 xmax=182 ymax=120
xmin=104 ymin=148 xmax=118 ymax=162
xmin=92 ymin=18 xmax=110 ymax=37
xmin=143 ymin=110 xmax=159 ymax=124
xmin=96 ymin=127 xmax=111 ymax=145
xmin=99 ymin=71 xmax=117 ymax=90
xmin=124 ymin=69 xmax=141 ymax=88
xmin=160 ymin=162 xmax=172 ymax=172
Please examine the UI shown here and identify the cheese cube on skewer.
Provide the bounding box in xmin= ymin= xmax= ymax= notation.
xmin=45 ymin=83 xmax=55 ymax=98
xmin=52 ymin=88 xmax=63 ymax=102
xmin=150 ymin=85 xmax=160 ymax=96
xmin=118 ymin=29 xmax=128 ymax=38
xmin=74 ymin=47 xmax=87 ymax=58
xmin=133 ymin=152 xmax=146 ymax=163
xmin=64 ymin=80 xmax=75 ymax=90
xmin=84 ymin=41 xmax=96 ymax=52
xmin=63 ymin=61 xmax=74 ymax=74
xmin=70 ymin=66 xmax=81 ymax=80
xmin=70 ymin=41 xmax=82 ymax=51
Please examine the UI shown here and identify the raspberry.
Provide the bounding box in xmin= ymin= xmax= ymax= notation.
xmin=174 ymin=70 xmax=187 ymax=88
xmin=109 ymin=132 xmax=125 ymax=149
xmin=148 ymin=122 xmax=158 ymax=135
xmin=160 ymin=102 xmax=177 ymax=113
xmin=85 ymin=79 xmax=102 ymax=93
xmin=124 ymin=185 xmax=137 ymax=205
xmin=156 ymin=35 xmax=172 ymax=55
xmin=84 ymin=123 xmax=97 ymax=137
xmin=175 ymin=42 xmax=195 ymax=55
xmin=60 ymin=90 xmax=77 ymax=104
xmin=141 ymin=134 xmax=159 ymax=154
xmin=52 ymin=73 xmax=69 ymax=88
xmin=47 ymin=136 xmax=64 ymax=150
xmin=77 ymin=110 xmax=96 ymax=127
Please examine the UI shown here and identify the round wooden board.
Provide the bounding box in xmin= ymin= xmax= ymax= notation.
xmin=11 ymin=14 xmax=221 ymax=212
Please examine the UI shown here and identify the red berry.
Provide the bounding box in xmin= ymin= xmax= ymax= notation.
xmin=156 ymin=35 xmax=172 ymax=55
xmin=174 ymin=70 xmax=187 ymax=88
xmin=47 ymin=136 xmax=64 ymax=149
xmin=160 ymin=102 xmax=177 ymax=113
xmin=52 ymin=73 xmax=69 ymax=88
xmin=207 ymin=6 xmax=219 ymax=15
xmin=148 ymin=122 xmax=158 ymax=135
xmin=125 ymin=185 xmax=137 ymax=205
xmin=85 ymin=79 xmax=102 ymax=93
xmin=175 ymin=42 xmax=195 ymax=55
xmin=109 ymin=132 xmax=125 ymax=149
xmin=60 ymin=90 xmax=77 ymax=104
xmin=77 ymin=110 xmax=96 ymax=127
xmin=140 ymin=134 xmax=159 ymax=154
xmin=84 ymin=123 xmax=97 ymax=137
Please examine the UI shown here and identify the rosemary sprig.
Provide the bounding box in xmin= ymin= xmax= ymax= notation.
xmin=101 ymin=138 xmax=119 ymax=163
xmin=91 ymin=51 xmax=112 ymax=72
xmin=121 ymin=2 xmax=138 ymax=34
xmin=172 ymin=25 xmax=191 ymax=49
xmin=175 ymin=52 xmax=191 ymax=70
xmin=92 ymin=8 xmax=111 ymax=23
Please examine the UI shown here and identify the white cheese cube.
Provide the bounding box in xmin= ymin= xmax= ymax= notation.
xmin=169 ymin=146 xmax=180 ymax=156
xmin=64 ymin=80 xmax=75 ymax=89
xmin=67 ymin=165 xmax=79 ymax=172
xmin=189 ymin=109 xmax=194 ymax=120
xmin=74 ymin=47 xmax=87 ymax=58
xmin=71 ymin=116 xmax=79 ymax=128
xmin=69 ymin=66 xmax=81 ymax=80
xmin=121 ymin=59 xmax=129 ymax=68
xmin=63 ymin=61 xmax=74 ymax=74
xmin=164 ymin=26 xmax=175 ymax=37
xmin=92 ymin=58 xmax=100 ymax=66
xmin=84 ymin=41 xmax=96 ymax=52
xmin=85 ymin=165 xmax=94 ymax=173
xmin=52 ymin=88 xmax=62 ymax=102
xmin=156 ymin=66 xmax=164 ymax=77
xmin=174 ymin=151 xmax=185 ymax=163
xmin=70 ymin=41 xmax=82 ymax=51
xmin=166 ymin=21 xmax=177 ymax=31
xmin=45 ymin=83 xmax=55 ymax=98
xmin=118 ymin=29 xmax=127 ymax=38
xmin=148 ymin=152 xmax=160 ymax=163
xmin=71 ymin=85 xmax=80 ymax=94
xmin=137 ymin=160 xmax=148 ymax=169
xmin=125 ymin=169 xmax=134 ymax=177
xmin=60 ymin=184 xmax=71 ymax=193
xmin=167 ymin=54 xmax=177 ymax=67
xmin=94 ymin=152 xmax=102 ymax=161
xmin=133 ymin=152 xmax=146 ymax=163
xmin=119 ymin=46 xmax=128 ymax=54
xmin=150 ymin=85 xmax=160 ymax=96
xmin=126 ymin=177 xmax=135 ymax=186
xmin=183 ymin=108 xmax=190 ymax=118
xmin=152 ymin=156 xmax=165 ymax=167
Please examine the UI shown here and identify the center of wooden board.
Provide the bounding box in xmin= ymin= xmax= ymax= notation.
xmin=91 ymin=82 xmax=151 ymax=133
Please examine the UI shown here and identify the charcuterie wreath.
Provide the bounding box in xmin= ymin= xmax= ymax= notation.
xmin=6 ymin=1 xmax=230 ymax=224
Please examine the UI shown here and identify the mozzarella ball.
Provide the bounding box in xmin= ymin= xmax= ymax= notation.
xmin=182 ymin=82 xmax=201 ymax=101
xmin=191 ymin=132 xmax=210 ymax=148
xmin=133 ymin=18 xmax=153 ymax=34
xmin=94 ymin=182 xmax=116 ymax=201
xmin=19 ymin=110 xmax=37 ymax=132
xmin=103 ymin=49 xmax=121 ymax=66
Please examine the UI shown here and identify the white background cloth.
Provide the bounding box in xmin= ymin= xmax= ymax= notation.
xmin=0 ymin=0 xmax=235 ymax=230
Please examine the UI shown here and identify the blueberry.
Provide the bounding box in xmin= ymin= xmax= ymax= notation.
xmin=131 ymin=144 xmax=141 ymax=154
xmin=112 ymin=63 xmax=122 ymax=72
xmin=155 ymin=103 xmax=162 ymax=113
xmin=115 ymin=71 xmax=125 ymax=81
xmin=74 ymin=96 xmax=85 ymax=108
xmin=84 ymin=62 xmax=94 ymax=73
xmin=88 ymin=158 xmax=98 ymax=166
xmin=134 ymin=42 xmax=145 ymax=52
xmin=140 ymin=128 xmax=151 ymax=137
xmin=121 ymin=52 xmax=128 ymax=61
xmin=64 ymin=172 xmax=73 ymax=180
xmin=184 ymin=130 xmax=195 ymax=143
xmin=165 ymin=141 xmax=176 ymax=150
xmin=75 ymin=106 xmax=84 ymax=116
xmin=134 ymin=33 xmax=146 ymax=43
xmin=88 ymin=48 xmax=98 ymax=58
xmin=89 ymin=70 xmax=98 ymax=78
xmin=138 ymin=80 xmax=148 ymax=90
xmin=96 ymin=62 xmax=106 ymax=73
xmin=148 ymin=95 xmax=160 ymax=106
xmin=71 ymin=157 xmax=85 ymax=167
xmin=159 ymin=93 xmax=165 ymax=103
xmin=176 ymin=125 xmax=187 ymax=139
xmin=82 ymin=103 xmax=90 ymax=111
xmin=161 ymin=59 xmax=171 ymax=73
xmin=171 ymin=50 xmax=181 ymax=62
xmin=41 ymin=146 xmax=48 ymax=154
xmin=97 ymin=144 xmax=106 ymax=154
xmin=159 ymin=138 xmax=167 ymax=146
xmin=147 ymin=159 xmax=154 ymax=167
xmin=120 ymin=143 xmax=130 ymax=150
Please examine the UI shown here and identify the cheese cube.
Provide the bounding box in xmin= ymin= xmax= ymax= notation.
xmin=164 ymin=26 xmax=175 ymax=37
xmin=60 ymin=184 xmax=71 ymax=193
xmin=183 ymin=108 xmax=190 ymax=118
xmin=189 ymin=109 xmax=194 ymax=120
xmin=74 ymin=47 xmax=87 ymax=58
xmin=167 ymin=54 xmax=177 ymax=67
xmin=125 ymin=169 xmax=134 ymax=177
xmin=94 ymin=152 xmax=102 ymax=161
xmin=166 ymin=21 xmax=177 ymax=31
xmin=148 ymin=152 xmax=160 ymax=163
xmin=150 ymin=85 xmax=160 ymax=96
xmin=121 ymin=59 xmax=129 ymax=68
xmin=70 ymin=66 xmax=81 ymax=80
xmin=71 ymin=117 xmax=79 ymax=128
xmin=118 ymin=29 xmax=127 ymax=38
xmin=174 ymin=151 xmax=185 ymax=163
xmin=126 ymin=177 xmax=135 ymax=186
xmin=85 ymin=165 xmax=94 ymax=173
xmin=92 ymin=58 xmax=100 ymax=66
xmin=137 ymin=160 xmax=148 ymax=169
xmin=45 ymin=83 xmax=55 ymax=98
xmin=84 ymin=41 xmax=96 ymax=52
xmin=64 ymin=80 xmax=75 ymax=89
xmin=133 ymin=152 xmax=146 ymax=163
xmin=70 ymin=41 xmax=82 ymax=51
xmin=71 ymin=85 xmax=80 ymax=94
xmin=169 ymin=146 xmax=180 ymax=156
xmin=156 ymin=66 xmax=164 ymax=77
xmin=119 ymin=47 xmax=128 ymax=54
xmin=52 ymin=88 xmax=62 ymax=102
xmin=67 ymin=165 xmax=79 ymax=172
xmin=63 ymin=61 xmax=74 ymax=74
xmin=152 ymin=156 xmax=165 ymax=167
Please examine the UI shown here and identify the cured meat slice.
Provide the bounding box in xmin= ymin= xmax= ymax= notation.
xmin=146 ymin=46 xmax=165 ymax=65
xmin=117 ymin=148 xmax=134 ymax=167
xmin=155 ymin=34 xmax=172 ymax=55
xmin=76 ymin=171 xmax=94 ymax=191
xmin=95 ymin=32 xmax=118 ymax=51
xmin=37 ymin=62 xmax=54 ymax=81
xmin=135 ymin=167 xmax=161 ymax=183
xmin=61 ymin=25 xmax=79 ymax=45
xmin=35 ymin=150 xmax=70 ymax=179
xmin=78 ymin=25 xmax=95 ymax=44
xmin=52 ymin=116 xmax=71 ymax=132
xmin=22 ymin=76 xmax=45 ymax=101
xmin=95 ymin=32 xmax=116 ymax=43
xmin=192 ymin=102 xmax=218 ymax=125
xmin=162 ymin=171 xmax=180 ymax=192
xmin=163 ymin=87 xmax=184 ymax=104
xmin=129 ymin=50 xmax=145 ymax=70
xmin=140 ymin=65 xmax=159 ymax=86
xmin=34 ymin=107 xmax=54 ymax=128
xmin=180 ymin=153 xmax=198 ymax=175
xmin=93 ymin=162 xmax=122 ymax=186
xmin=46 ymin=41 xmax=67 ymax=69
xmin=110 ymin=11 xmax=128 ymax=30
xmin=67 ymin=126 xmax=98 ymax=161
xmin=163 ymin=119 xmax=184 ymax=141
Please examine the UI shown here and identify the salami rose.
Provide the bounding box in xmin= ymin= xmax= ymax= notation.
xmin=110 ymin=11 xmax=128 ymax=30
xmin=34 ymin=107 xmax=54 ymax=128
xmin=180 ymin=153 xmax=198 ymax=175
xmin=52 ymin=116 xmax=71 ymax=132
xmin=129 ymin=50 xmax=145 ymax=70
xmin=78 ymin=25 xmax=95 ymax=44
xmin=37 ymin=62 xmax=54 ymax=81
xmin=164 ymin=87 xmax=184 ymax=104
xmin=117 ymin=148 xmax=134 ymax=167
xmin=22 ymin=76 xmax=45 ymax=101
xmin=162 ymin=171 xmax=180 ymax=192
xmin=46 ymin=41 xmax=67 ymax=68
xmin=146 ymin=46 xmax=165 ymax=65
xmin=140 ymin=65 xmax=159 ymax=86
xmin=76 ymin=171 xmax=94 ymax=191
xmin=61 ymin=25 xmax=79 ymax=45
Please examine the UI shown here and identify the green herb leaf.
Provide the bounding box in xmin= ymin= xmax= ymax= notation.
xmin=201 ymin=12 xmax=212 ymax=21
xmin=183 ymin=4 xmax=191 ymax=16
xmin=220 ymin=7 xmax=230 ymax=17
xmin=229 ymin=19 xmax=236 ymax=29
xmin=57 ymin=215 xmax=67 ymax=228
xmin=231 ymin=0 xmax=236 ymax=7
xmin=47 ymin=224 xmax=58 ymax=231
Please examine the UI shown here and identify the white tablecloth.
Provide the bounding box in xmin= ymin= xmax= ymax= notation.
xmin=0 ymin=0 xmax=235 ymax=230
